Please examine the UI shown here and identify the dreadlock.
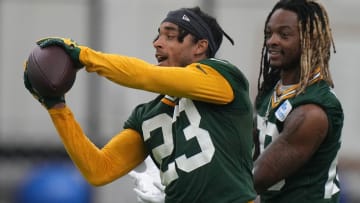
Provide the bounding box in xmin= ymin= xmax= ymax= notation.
xmin=255 ymin=0 xmax=336 ymax=107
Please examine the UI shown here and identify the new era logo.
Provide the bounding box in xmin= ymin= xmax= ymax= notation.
xmin=182 ymin=14 xmax=190 ymax=22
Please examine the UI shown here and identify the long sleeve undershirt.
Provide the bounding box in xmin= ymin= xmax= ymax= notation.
xmin=49 ymin=107 xmax=147 ymax=186
xmin=48 ymin=47 xmax=235 ymax=186
xmin=80 ymin=46 xmax=234 ymax=104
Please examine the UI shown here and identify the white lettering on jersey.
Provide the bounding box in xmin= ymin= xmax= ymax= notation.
xmin=142 ymin=114 xmax=173 ymax=164
xmin=256 ymin=114 xmax=285 ymax=190
xmin=324 ymin=154 xmax=340 ymax=198
xmin=256 ymin=115 xmax=279 ymax=153
xmin=142 ymin=99 xmax=215 ymax=186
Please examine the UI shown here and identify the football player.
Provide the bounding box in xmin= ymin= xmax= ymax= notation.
xmin=253 ymin=0 xmax=344 ymax=202
xmin=24 ymin=6 xmax=256 ymax=203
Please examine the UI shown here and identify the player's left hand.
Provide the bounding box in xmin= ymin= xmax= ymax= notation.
xmin=36 ymin=37 xmax=83 ymax=69
xmin=23 ymin=62 xmax=65 ymax=109
xmin=129 ymin=170 xmax=165 ymax=203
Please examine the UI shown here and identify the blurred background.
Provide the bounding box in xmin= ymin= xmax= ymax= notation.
xmin=0 ymin=0 xmax=359 ymax=202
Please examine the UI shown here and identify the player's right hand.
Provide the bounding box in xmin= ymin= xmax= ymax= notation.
xmin=129 ymin=170 xmax=165 ymax=203
xmin=133 ymin=185 xmax=165 ymax=203
xmin=23 ymin=61 xmax=65 ymax=109
xmin=36 ymin=37 xmax=83 ymax=69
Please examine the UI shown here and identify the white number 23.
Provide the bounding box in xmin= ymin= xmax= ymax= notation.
xmin=142 ymin=99 xmax=215 ymax=186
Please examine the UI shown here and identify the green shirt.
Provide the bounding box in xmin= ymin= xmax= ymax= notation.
xmin=255 ymin=80 xmax=344 ymax=203
xmin=125 ymin=58 xmax=256 ymax=203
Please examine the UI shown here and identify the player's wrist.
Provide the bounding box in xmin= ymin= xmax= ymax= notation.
xmin=41 ymin=96 xmax=65 ymax=109
xmin=48 ymin=102 xmax=66 ymax=109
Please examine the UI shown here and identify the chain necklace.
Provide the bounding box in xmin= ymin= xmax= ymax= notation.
xmin=263 ymin=67 xmax=323 ymax=123
xmin=264 ymin=81 xmax=297 ymax=122
xmin=264 ymin=94 xmax=272 ymax=123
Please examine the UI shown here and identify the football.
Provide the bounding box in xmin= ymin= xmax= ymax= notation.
xmin=26 ymin=45 xmax=78 ymax=97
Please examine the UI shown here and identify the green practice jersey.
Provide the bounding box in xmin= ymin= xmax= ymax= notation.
xmin=124 ymin=58 xmax=256 ymax=203
xmin=255 ymin=80 xmax=344 ymax=203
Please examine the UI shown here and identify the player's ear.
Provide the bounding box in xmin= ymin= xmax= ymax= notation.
xmin=194 ymin=39 xmax=209 ymax=56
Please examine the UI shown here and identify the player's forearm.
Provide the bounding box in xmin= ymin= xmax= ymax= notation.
xmin=79 ymin=47 xmax=233 ymax=104
xmin=48 ymin=106 xmax=145 ymax=186
xmin=253 ymin=137 xmax=304 ymax=193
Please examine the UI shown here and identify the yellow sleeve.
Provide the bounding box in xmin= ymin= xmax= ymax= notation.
xmin=79 ymin=46 xmax=234 ymax=104
xmin=48 ymin=106 xmax=147 ymax=186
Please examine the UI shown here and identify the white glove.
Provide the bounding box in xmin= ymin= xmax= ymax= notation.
xmin=128 ymin=158 xmax=165 ymax=203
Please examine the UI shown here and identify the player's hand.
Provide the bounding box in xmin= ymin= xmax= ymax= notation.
xmin=129 ymin=170 xmax=165 ymax=203
xmin=23 ymin=62 xmax=65 ymax=109
xmin=36 ymin=37 xmax=83 ymax=69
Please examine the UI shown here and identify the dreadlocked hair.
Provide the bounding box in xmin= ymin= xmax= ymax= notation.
xmin=255 ymin=0 xmax=336 ymax=107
